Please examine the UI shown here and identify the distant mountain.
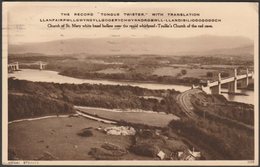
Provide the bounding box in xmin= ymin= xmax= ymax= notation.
xmin=9 ymin=35 xmax=254 ymax=57
xmin=200 ymin=45 xmax=254 ymax=56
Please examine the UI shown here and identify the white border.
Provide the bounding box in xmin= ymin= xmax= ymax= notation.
xmin=2 ymin=2 xmax=259 ymax=166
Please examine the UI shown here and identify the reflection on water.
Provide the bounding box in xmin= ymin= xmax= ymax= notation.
xmin=221 ymin=89 xmax=254 ymax=105
xmin=8 ymin=69 xmax=192 ymax=91
xmin=9 ymin=69 xmax=254 ymax=105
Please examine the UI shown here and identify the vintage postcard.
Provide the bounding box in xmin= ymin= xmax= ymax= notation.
xmin=2 ymin=2 xmax=259 ymax=166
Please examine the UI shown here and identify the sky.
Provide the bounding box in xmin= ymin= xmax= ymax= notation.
xmin=3 ymin=2 xmax=258 ymax=44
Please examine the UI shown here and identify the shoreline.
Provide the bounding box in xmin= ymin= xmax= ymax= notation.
xmin=13 ymin=68 xmax=254 ymax=92
xmin=57 ymin=71 xmax=193 ymax=87
xmin=9 ymin=68 xmax=192 ymax=87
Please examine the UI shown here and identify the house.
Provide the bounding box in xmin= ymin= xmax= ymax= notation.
xmin=178 ymin=148 xmax=201 ymax=160
xmin=157 ymin=151 xmax=166 ymax=160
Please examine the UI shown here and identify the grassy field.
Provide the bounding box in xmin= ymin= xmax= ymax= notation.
xmin=8 ymin=116 xmax=153 ymax=160
xmin=152 ymin=67 xmax=216 ymax=79
xmin=76 ymin=107 xmax=180 ymax=128
xmin=96 ymin=68 xmax=126 ymax=74
xmin=181 ymin=68 xmax=216 ymax=78
xmin=152 ymin=67 xmax=181 ymax=77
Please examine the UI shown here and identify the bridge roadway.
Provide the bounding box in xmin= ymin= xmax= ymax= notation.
xmin=8 ymin=61 xmax=47 ymax=72
xmin=208 ymin=73 xmax=253 ymax=87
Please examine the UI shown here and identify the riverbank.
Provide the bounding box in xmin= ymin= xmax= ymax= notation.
xmin=58 ymin=71 xmax=195 ymax=87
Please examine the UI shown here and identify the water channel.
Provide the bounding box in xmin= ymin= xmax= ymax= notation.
xmin=9 ymin=69 xmax=254 ymax=104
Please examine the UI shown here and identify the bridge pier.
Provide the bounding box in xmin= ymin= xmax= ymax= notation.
xmin=15 ymin=62 xmax=19 ymax=70
xmin=40 ymin=61 xmax=43 ymax=70
xmin=228 ymin=69 xmax=237 ymax=93
xmin=246 ymin=68 xmax=249 ymax=85
xmin=210 ymin=73 xmax=221 ymax=94
xmin=240 ymin=68 xmax=249 ymax=88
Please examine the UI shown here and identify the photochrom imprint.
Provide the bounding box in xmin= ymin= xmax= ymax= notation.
xmin=2 ymin=2 xmax=259 ymax=166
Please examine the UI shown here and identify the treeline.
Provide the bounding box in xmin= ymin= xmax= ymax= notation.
xmin=169 ymin=118 xmax=254 ymax=160
xmin=59 ymin=68 xmax=200 ymax=85
xmin=8 ymin=94 xmax=74 ymax=121
xmin=8 ymin=78 xmax=184 ymax=120
xmin=8 ymin=54 xmax=77 ymax=63
xmin=173 ymin=56 xmax=253 ymax=66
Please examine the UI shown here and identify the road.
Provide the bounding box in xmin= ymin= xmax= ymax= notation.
xmin=75 ymin=109 xmax=117 ymax=124
xmin=176 ymin=88 xmax=201 ymax=119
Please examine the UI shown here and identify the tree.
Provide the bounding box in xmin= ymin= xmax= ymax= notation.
xmin=221 ymin=72 xmax=229 ymax=78
xmin=181 ymin=69 xmax=187 ymax=75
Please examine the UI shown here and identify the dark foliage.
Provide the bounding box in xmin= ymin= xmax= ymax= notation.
xmin=8 ymin=78 xmax=183 ymax=120
xmin=8 ymin=94 xmax=74 ymax=121
xmin=77 ymin=129 xmax=93 ymax=137
xmin=169 ymin=118 xmax=254 ymax=160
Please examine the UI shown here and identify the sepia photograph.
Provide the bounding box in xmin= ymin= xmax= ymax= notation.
xmin=2 ymin=2 xmax=259 ymax=166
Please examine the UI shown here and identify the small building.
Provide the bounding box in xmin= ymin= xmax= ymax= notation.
xmin=178 ymin=148 xmax=201 ymax=160
xmin=157 ymin=151 xmax=166 ymax=160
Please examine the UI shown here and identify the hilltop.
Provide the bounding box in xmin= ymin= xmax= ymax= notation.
xmin=9 ymin=35 xmax=253 ymax=57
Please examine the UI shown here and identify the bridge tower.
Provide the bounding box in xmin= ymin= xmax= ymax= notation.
xmin=246 ymin=68 xmax=249 ymax=85
xmin=240 ymin=68 xmax=249 ymax=88
xmin=15 ymin=62 xmax=19 ymax=70
xmin=39 ymin=61 xmax=43 ymax=70
xmin=227 ymin=69 xmax=237 ymax=93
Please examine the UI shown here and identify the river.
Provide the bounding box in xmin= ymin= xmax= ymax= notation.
xmin=9 ymin=69 xmax=254 ymax=104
